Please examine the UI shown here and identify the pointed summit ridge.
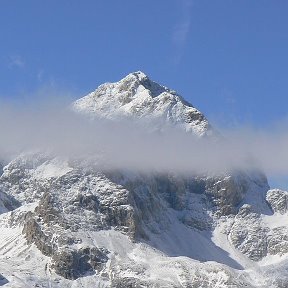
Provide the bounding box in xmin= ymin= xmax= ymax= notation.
xmin=119 ymin=70 xmax=175 ymax=98
xmin=73 ymin=72 xmax=211 ymax=136
xmin=126 ymin=71 xmax=148 ymax=81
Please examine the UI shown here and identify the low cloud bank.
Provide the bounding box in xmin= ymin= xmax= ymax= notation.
xmin=0 ymin=100 xmax=287 ymax=176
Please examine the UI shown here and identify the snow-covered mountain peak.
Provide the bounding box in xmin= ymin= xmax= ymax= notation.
xmin=2 ymin=73 xmax=287 ymax=287
xmin=73 ymin=72 xmax=211 ymax=136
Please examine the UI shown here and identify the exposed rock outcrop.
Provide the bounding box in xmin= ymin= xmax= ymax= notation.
xmin=229 ymin=204 xmax=269 ymax=261
xmin=266 ymin=189 xmax=288 ymax=214
xmin=52 ymin=247 xmax=109 ymax=279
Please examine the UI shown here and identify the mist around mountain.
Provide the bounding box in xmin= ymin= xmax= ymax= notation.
xmin=0 ymin=72 xmax=288 ymax=287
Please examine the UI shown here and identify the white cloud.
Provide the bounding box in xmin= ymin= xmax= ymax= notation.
xmin=172 ymin=0 xmax=194 ymax=64
xmin=1 ymin=99 xmax=288 ymax=181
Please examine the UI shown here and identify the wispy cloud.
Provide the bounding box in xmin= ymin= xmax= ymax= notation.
xmin=172 ymin=0 xmax=194 ymax=64
xmin=8 ymin=55 xmax=25 ymax=69
xmin=37 ymin=69 xmax=44 ymax=82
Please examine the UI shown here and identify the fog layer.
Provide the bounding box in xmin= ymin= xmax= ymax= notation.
xmin=0 ymin=101 xmax=287 ymax=176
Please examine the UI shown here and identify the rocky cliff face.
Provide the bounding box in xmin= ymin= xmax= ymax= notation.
xmin=0 ymin=72 xmax=287 ymax=287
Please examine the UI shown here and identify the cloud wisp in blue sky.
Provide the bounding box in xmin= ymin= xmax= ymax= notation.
xmin=8 ymin=55 xmax=25 ymax=69
xmin=172 ymin=0 xmax=193 ymax=64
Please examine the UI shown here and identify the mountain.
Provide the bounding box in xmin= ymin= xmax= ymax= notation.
xmin=73 ymin=71 xmax=212 ymax=136
xmin=0 ymin=72 xmax=287 ymax=287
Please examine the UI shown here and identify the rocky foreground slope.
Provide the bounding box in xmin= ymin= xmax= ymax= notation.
xmin=0 ymin=72 xmax=288 ymax=287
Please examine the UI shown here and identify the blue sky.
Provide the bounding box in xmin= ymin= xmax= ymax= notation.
xmin=1 ymin=0 xmax=288 ymax=128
